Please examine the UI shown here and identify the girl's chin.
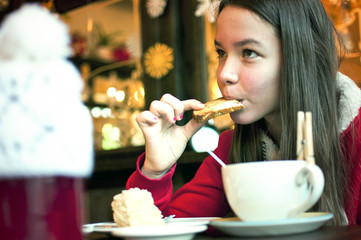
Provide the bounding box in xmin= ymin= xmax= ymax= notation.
xmin=230 ymin=111 xmax=259 ymax=125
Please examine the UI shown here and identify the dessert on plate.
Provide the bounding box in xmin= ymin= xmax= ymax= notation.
xmin=111 ymin=187 xmax=165 ymax=227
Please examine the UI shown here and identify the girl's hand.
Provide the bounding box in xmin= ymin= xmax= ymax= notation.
xmin=136 ymin=94 xmax=205 ymax=178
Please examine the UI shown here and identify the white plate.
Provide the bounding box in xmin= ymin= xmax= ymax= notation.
xmin=83 ymin=217 xmax=217 ymax=234
xmin=209 ymin=212 xmax=333 ymax=237
xmin=111 ymin=225 xmax=207 ymax=240
xmin=83 ymin=222 xmax=117 ymax=233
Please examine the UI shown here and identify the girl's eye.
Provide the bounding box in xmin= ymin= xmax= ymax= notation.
xmin=243 ymin=49 xmax=258 ymax=58
xmin=216 ymin=49 xmax=226 ymax=58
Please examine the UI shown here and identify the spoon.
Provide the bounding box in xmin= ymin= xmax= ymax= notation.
xmin=164 ymin=215 xmax=176 ymax=223
xmin=207 ymin=150 xmax=226 ymax=167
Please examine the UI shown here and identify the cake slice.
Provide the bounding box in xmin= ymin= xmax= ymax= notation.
xmin=111 ymin=188 xmax=165 ymax=227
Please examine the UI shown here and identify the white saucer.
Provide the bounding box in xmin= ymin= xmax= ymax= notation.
xmin=111 ymin=225 xmax=207 ymax=240
xmin=209 ymin=212 xmax=333 ymax=237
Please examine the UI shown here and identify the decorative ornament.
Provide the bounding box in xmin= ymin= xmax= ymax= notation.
xmin=146 ymin=0 xmax=167 ymax=18
xmin=195 ymin=0 xmax=221 ymax=23
xmin=144 ymin=42 xmax=174 ymax=79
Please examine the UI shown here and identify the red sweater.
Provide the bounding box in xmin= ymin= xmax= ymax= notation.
xmin=127 ymin=107 xmax=361 ymax=225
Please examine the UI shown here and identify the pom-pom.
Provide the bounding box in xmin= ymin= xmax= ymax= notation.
xmin=0 ymin=4 xmax=72 ymax=61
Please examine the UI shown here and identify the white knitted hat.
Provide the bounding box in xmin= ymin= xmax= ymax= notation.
xmin=0 ymin=4 xmax=94 ymax=177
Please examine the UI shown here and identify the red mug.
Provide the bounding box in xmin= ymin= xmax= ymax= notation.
xmin=0 ymin=177 xmax=85 ymax=240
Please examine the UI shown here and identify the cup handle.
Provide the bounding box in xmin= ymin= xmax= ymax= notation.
xmin=288 ymin=164 xmax=325 ymax=218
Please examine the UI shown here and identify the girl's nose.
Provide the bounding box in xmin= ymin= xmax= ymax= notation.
xmin=219 ymin=58 xmax=239 ymax=85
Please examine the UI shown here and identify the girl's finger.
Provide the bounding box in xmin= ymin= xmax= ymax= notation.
xmin=136 ymin=110 xmax=159 ymax=127
xmin=159 ymin=94 xmax=185 ymax=121
xmin=182 ymin=99 xmax=205 ymax=112
xmin=149 ymin=100 xmax=179 ymax=123
xmin=160 ymin=94 xmax=206 ymax=121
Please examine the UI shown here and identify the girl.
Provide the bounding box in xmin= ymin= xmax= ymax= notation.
xmin=127 ymin=0 xmax=361 ymax=225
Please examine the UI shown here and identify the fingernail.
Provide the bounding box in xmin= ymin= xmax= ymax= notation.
xmin=154 ymin=116 xmax=158 ymax=121
xmin=180 ymin=114 xmax=183 ymax=120
xmin=173 ymin=117 xmax=177 ymax=122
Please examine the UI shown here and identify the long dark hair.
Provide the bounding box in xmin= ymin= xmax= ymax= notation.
xmin=219 ymin=0 xmax=347 ymax=225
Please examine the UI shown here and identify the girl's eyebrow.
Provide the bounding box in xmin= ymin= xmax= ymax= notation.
xmin=214 ymin=38 xmax=263 ymax=48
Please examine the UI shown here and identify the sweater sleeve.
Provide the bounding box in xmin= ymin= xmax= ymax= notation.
xmin=168 ymin=130 xmax=233 ymax=218
xmin=126 ymin=130 xmax=234 ymax=218
xmin=126 ymin=153 xmax=176 ymax=217
xmin=341 ymin=107 xmax=361 ymax=225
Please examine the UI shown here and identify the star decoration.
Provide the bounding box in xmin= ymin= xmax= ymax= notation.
xmin=144 ymin=43 xmax=174 ymax=79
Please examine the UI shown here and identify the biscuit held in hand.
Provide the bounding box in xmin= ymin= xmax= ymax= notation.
xmin=193 ymin=97 xmax=244 ymax=123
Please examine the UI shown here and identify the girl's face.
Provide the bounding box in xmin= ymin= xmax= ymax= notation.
xmin=215 ymin=6 xmax=282 ymax=126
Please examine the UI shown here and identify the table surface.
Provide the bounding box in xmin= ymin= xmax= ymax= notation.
xmin=85 ymin=225 xmax=361 ymax=240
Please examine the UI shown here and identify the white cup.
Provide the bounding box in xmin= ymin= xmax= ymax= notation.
xmin=222 ymin=160 xmax=324 ymax=221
